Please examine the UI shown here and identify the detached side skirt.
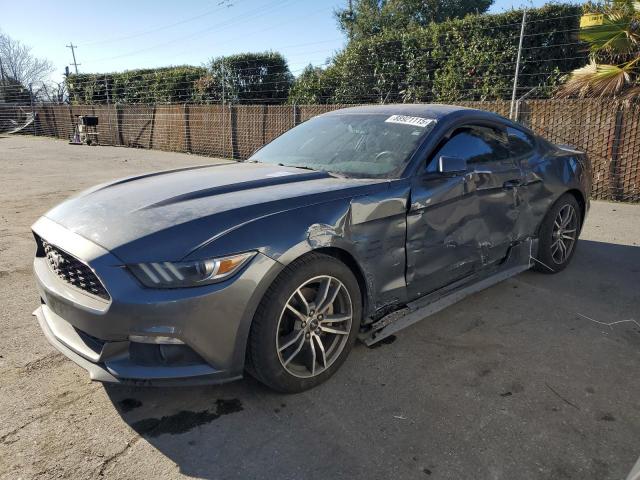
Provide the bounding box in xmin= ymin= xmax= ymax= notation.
xmin=361 ymin=238 xmax=536 ymax=346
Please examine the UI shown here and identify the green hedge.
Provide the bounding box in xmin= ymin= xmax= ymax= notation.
xmin=195 ymin=52 xmax=293 ymax=104
xmin=67 ymin=52 xmax=293 ymax=105
xmin=290 ymin=4 xmax=586 ymax=104
xmin=67 ymin=66 xmax=207 ymax=104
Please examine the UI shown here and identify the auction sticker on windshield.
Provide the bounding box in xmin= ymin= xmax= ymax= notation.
xmin=385 ymin=115 xmax=436 ymax=128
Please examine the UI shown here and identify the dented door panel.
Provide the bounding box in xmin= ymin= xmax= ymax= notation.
xmin=406 ymin=175 xmax=478 ymax=297
xmin=467 ymin=160 xmax=523 ymax=264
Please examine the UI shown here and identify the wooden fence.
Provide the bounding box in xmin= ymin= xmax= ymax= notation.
xmin=2 ymin=99 xmax=639 ymax=202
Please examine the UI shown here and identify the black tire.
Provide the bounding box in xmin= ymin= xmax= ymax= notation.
xmin=247 ymin=252 xmax=362 ymax=393
xmin=533 ymin=193 xmax=582 ymax=274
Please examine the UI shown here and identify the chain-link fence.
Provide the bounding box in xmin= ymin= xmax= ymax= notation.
xmin=2 ymin=99 xmax=638 ymax=202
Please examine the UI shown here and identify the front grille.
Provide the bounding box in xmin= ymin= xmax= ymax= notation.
xmin=41 ymin=240 xmax=110 ymax=300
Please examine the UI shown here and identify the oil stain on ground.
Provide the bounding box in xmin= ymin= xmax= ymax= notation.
xmin=132 ymin=398 xmax=243 ymax=437
xmin=117 ymin=398 xmax=143 ymax=413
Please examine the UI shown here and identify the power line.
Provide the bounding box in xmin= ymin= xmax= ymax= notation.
xmin=80 ymin=0 xmax=240 ymax=47
xmin=81 ymin=0 xmax=297 ymax=65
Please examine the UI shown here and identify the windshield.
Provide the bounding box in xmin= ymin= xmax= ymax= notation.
xmin=248 ymin=113 xmax=436 ymax=178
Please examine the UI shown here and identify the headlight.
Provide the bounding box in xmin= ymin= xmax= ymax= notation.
xmin=128 ymin=252 xmax=256 ymax=288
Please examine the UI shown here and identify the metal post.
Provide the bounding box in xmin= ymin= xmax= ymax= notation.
xmin=221 ymin=57 xmax=226 ymax=158
xmin=29 ymin=83 xmax=37 ymax=136
xmin=514 ymin=86 xmax=538 ymax=125
xmin=510 ymin=9 xmax=527 ymax=120
xmin=0 ymin=58 xmax=5 ymax=102
xmin=105 ymin=75 xmax=114 ymax=145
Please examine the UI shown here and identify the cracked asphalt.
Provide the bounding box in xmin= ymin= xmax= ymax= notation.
xmin=1 ymin=135 xmax=639 ymax=480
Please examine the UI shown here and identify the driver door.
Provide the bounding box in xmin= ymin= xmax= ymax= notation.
xmin=406 ymin=123 xmax=523 ymax=298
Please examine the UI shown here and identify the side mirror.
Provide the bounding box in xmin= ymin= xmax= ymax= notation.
xmin=438 ymin=155 xmax=467 ymax=175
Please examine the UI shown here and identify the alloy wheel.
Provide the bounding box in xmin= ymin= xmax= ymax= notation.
xmin=551 ymin=204 xmax=578 ymax=264
xmin=276 ymin=275 xmax=353 ymax=378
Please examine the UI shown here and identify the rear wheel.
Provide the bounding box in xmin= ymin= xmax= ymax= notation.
xmin=247 ymin=253 xmax=361 ymax=393
xmin=533 ymin=193 xmax=581 ymax=274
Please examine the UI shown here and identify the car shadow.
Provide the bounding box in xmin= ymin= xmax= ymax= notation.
xmin=103 ymin=238 xmax=640 ymax=479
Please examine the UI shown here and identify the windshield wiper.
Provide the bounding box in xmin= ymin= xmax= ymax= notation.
xmin=279 ymin=163 xmax=316 ymax=171
xmin=278 ymin=163 xmax=346 ymax=178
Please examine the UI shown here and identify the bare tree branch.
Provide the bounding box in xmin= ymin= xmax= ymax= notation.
xmin=35 ymin=81 xmax=68 ymax=104
xmin=0 ymin=31 xmax=54 ymax=86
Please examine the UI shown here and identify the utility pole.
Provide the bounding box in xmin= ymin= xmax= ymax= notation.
xmin=66 ymin=43 xmax=80 ymax=74
xmin=509 ymin=9 xmax=527 ymax=120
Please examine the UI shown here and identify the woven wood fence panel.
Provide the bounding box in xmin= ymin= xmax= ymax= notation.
xmin=188 ymin=105 xmax=231 ymax=158
xmin=233 ymin=105 xmax=266 ymax=159
xmin=524 ymin=100 xmax=619 ymax=200
xmin=151 ymin=105 xmax=184 ymax=152
xmin=616 ymin=102 xmax=640 ymax=202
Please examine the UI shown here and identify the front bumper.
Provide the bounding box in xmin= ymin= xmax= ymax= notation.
xmin=32 ymin=216 xmax=282 ymax=386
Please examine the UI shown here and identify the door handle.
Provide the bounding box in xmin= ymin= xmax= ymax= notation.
xmin=503 ymin=179 xmax=522 ymax=189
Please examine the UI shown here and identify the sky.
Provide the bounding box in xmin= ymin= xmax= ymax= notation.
xmin=1 ymin=0 xmax=564 ymax=82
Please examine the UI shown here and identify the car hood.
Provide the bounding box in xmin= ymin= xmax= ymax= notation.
xmin=44 ymin=161 xmax=384 ymax=263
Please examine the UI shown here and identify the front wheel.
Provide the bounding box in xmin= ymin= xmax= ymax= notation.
xmin=247 ymin=253 xmax=361 ymax=393
xmin=533 ymin=193 xmax=581 ymax=274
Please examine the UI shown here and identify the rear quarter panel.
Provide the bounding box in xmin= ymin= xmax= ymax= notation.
xmin=517 ymin=142 xmax=590 ymax=238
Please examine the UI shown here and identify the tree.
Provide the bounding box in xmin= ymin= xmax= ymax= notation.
xmin=335 ymin=0 xmax=493 ymax=40
xmin=288 ymin=64 xmax=339 ymax=104
xmin=0 ymin=32 xmax=53 ymax=86
xmin=557 ymin=0 xmax=640 ymax=99
xmin=196 ymin=52 xmax=293 ymax=104
xmin=299 ymin=4 xmax=583 ymax=105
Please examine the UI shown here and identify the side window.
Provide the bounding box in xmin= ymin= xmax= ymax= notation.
xmin=507 ymin=127 xmax=536 ymax=157
xmin=427 ymin=125 xmax=509 ymax=172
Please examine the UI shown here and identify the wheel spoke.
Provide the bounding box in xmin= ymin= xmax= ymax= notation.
xmin=286 ymin=303 xmax=307 ymax=322
xmin=314 ymin=278 xmax=332 ymax=308
xmin=282 ymin=334 xmax=306 ymax=366
xmin=558 ymin=239 xmax=567 ymax=261
xmin=318 ymin=283 xmax=341 ymax=314
xmin=295 ymin=289 xmax=310 ymax=315
xmin=319 ymin=325 xmax=349 ymax=335
xmin=308 ymin=335 xmax=316 ymax=376
xmin=561 ymin=207 xmax=573 ymax=227
xmin=278 ymin=329 xmax=304 ymax=352
xmin=321 ymin=313 xmax=351 ymax=324
xmin=562 ymin=234 xmax=575 ymax=240
xmin=313 ymin=334 xmax=327 ymax=369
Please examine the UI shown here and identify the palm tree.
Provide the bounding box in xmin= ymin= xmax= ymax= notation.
xmin=557 ymin=0 xmax=640 ymax=99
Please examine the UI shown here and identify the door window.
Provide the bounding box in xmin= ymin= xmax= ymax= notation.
xmin=506 ymin=127 xmax=536 ymax=157
xmin=427 ymin=125 xmax=510 ymax=172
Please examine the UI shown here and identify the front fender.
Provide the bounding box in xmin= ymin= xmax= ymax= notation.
xmin=191 ymin=180 xmax=411 ymax=317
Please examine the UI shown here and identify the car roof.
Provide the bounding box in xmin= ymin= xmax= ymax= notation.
xmin=320 ymin=103 xmax=537 ymax=136
xmin=322 ymin=103 xmax=480 ymax=121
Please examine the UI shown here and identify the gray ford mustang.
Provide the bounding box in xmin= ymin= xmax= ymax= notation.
xmin=32 ymin=104 xmax=590 ymax=392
